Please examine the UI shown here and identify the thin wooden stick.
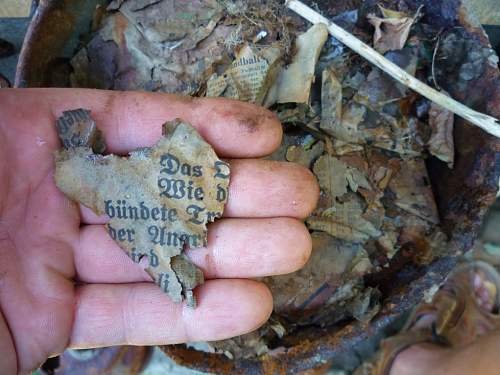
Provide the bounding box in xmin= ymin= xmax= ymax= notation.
xmin=286 ymin=0 xmax=500 ymax=138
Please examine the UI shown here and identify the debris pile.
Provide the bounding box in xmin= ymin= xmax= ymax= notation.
xmin=68 ymin=0 xmax=498 ymax=360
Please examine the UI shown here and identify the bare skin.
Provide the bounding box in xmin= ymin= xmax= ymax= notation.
xmin=390 ymin=330 xmax=500 ymax=375
xmin=391 ymin=269 xmax=500 ymax=375
xmin=0 ymin=89 xmax=319 ymax=374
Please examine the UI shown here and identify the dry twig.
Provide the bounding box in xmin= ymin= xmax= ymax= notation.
xmin=286 ymin=0 xmax=500 ymax=138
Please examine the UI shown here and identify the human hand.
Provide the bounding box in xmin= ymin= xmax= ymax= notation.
xmin=0 ymin=89 xmax=319 ymax=374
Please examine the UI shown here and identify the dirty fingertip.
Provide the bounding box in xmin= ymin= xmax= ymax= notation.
xmin=238 ymin=102 xmax=283 ymax=154
xmin=185 ymin=280 xmax=273 ymax=341
xmin=202 ymin=98 xmax=283 ymax=157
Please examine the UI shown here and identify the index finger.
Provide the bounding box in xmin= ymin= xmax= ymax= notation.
xmin=2 ymin=88 xmax=283 ymax=158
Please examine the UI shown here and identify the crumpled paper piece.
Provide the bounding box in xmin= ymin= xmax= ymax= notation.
xmin=206 ymin=43 xmax=283 ymax=104
xmin=367 ymin=5 xmax=422 ymax=54
xmin=54 ymin=109 xmax=230 ymax=307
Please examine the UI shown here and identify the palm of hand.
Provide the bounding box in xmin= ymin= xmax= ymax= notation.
xmin=0 ymin=89 xmax=318 ymax=374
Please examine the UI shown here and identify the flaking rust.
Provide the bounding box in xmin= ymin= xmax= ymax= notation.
xmin=54 ymin=109 xmax=230 ymax=308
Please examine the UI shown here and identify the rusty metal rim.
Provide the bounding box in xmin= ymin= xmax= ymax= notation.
xmin=15 ymin=0 xmax=53 ymax=87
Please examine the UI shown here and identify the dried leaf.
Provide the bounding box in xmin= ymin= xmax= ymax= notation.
xmin=313 ymin=155 xmax=349 ymax=198
xmin=376 ymin=230 xmax=399 ymax=260
xmin=208 ymin=316 xmax=286 ymax=359
xmin=367 ymin=6 xmax=422 ymax=54
xmin=370 ymin=115 xmax=423 ymax=157
xmin=330 ymin=102 xmax=367 ymax=143
xmin=54 ymin=110 xmax=230 ymax=307
xmin=313 ymin=155 xmax=371 ymax=201
xmin=355 ymin=68 xmax=407 ymax=109
xmin=264 ymin=23 xmax=328 ymax=105
xmin=365 ymin=151 xmax=392 ymax=192
xmin=320 ymin=68 xmax=343 ymax=136
xmin=351 ymin=287 xmax=380 ymax=322
xmin=428 ymin=92 xmax=455 ymax=168
xmin=285 ymin=141 xmax=324 ymax=168
xmin=346 ymin=166 xmax=371 ymax=192
xmin=307 ymin=195 xmax=381 ymax=243
xmin=331 ymin=140 xmax=365 ymax=156
xmin=210 ymin=331 xmax=269 ymax=359
xmin=388 ymin=158 xmax=439 ymax=224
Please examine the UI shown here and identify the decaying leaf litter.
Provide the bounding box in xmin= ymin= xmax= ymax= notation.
xmin=66 ymin=0 xmax=498 ymax=359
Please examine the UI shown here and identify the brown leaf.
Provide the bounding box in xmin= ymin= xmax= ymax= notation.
xmin=428 ymin=93 xmax=455 ymax=168
xmin=307 ymin=195 xmax=381 ymax=243
xmin=313 ymin=155 xmax=349 ymax=199
xmin=388 ymin=158 xmax=439 ymax=224
xmin=320 ymin=68 xmax=343 ymax=136
xmin=286 ymin=141 xmax=325 ymax=168
xmin=367 ymin=6 xmax=422 ymax=54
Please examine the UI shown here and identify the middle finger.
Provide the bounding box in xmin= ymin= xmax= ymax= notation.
xmin=74 ymin=217 xmax=312 ymax=283
xmin=79 ymin=159 xmax=319 ymax=224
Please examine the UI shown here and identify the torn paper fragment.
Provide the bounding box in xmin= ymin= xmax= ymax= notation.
xmin=54 ymin=110 xmax=229 ymax=308
xmin=206 ymin=44 xmax=283 ymax=105
xmin=264 ymin=23 xmax=328 ymax=106
xmin=56 ymin=109 xmax=106 ymax=153
xmin=367 ymin=6 xmax=422 ymax=54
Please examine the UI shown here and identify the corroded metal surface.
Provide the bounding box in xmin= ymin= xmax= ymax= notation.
xmin=16 ymin=0 xmax=500 ymax=374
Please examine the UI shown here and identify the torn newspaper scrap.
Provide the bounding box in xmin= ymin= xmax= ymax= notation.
xmin=54 ymin=109 xmax=230 ymax=308
xmin=206 ymin=44 xmax=283 ymax=105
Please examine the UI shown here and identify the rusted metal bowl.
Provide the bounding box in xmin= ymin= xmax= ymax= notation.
xmin=16 ymin=0 xmax=500 ymax=373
